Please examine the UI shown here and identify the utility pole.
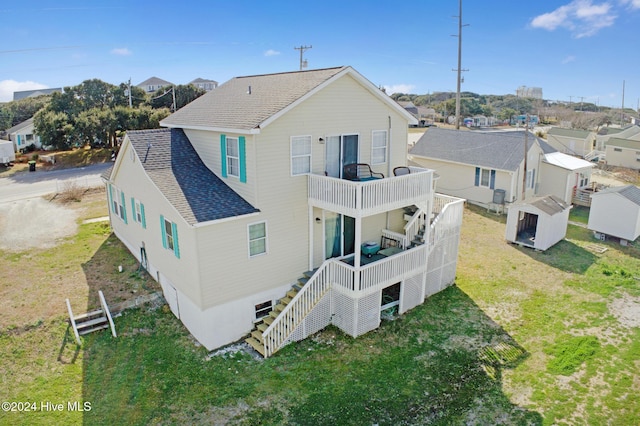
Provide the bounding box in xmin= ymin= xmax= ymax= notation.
xmin=172 ymin=86 xmax=177 ymax=112
xmin=522 ymin=113 xmax=529 ymax=202
xmin=128 ymin=78 xmax=132 ymax=108
xmin=294 ymin=45 xmax=312 ymax=71
xmin=452 ymin=0 xmax=468 ymax=130
xmin=621 ymin=80 xmax=625 ymax=126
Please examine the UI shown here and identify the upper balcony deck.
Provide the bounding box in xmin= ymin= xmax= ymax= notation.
xmin=308 ymin=166 xmax=434 ymax=218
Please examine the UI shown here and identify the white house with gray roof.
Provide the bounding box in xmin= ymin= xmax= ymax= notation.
xmin=409 ymin=128 xmax=544 ymax=207
xmin=104 ymin=66 xmax=464 ymax=356
xmin=605 ymin=138 xmax=640 ymax=170
xmin=588 ymin=185 xmax=640 ymax=242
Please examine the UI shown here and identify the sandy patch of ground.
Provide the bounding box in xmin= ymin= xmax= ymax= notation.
xmin=0 ymin=198 xmax=78 ymax=251
xmin=609 ymin=293 xmax=640 ymax=328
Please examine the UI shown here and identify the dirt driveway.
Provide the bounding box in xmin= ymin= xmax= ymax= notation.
xmin=0 ymin=190 xmax=160 ymax=331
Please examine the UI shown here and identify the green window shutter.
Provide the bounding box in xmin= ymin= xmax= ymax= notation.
xmin=172 ymin=222 xmax=180 ymax=259
xmin=140 ymin=203 xmax=146 ymax=229
xmin=131 ymin=197 xmax=136 ymax=222
xmin=220 ymin=134 xmax=227 ymax=178
xmin=108 ymin=184 xmax=115 ymax=213
xmin=121 ymin=191 xmax=128 ymax=224
xmin=239 ymin=136 xmax=247 ymax=183
xmin=160 ymin=215 xmax=167 ymax=249
xmin=474 ymin=167 xmax=480 ymax=186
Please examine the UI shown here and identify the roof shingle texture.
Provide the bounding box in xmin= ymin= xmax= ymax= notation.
xmin=409 ymin=128 xmax=550 ymax=171
xmin=161 ymin=67 xmax=346 ymax=130
xmin=127 ymin=128 xmax=259 ymax=225
xmin=594 ymin=184 xmax=640 ymax=206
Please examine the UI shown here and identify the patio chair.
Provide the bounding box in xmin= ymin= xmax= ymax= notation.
xmin=343 ymin=163 xmax=384 ymax=181
xmin=393 ymin=166 xmax=411 ymax=176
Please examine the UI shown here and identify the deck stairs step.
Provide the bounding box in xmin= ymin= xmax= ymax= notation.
xmin=245 ymin=269 xmax=320 ymax=357
xmin=245 ymin=336 xmax=266 ymax=356
xmin=66 ymin=290 xmax=117 ymax=345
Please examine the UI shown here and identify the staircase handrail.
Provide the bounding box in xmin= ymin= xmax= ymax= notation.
xmin=262 ymin=259 xmax=336 ymax=357
xmin=98 ymin=290 xmax=117 ymax=338
xmin=66 ymin=299 xmax=82 ymax=345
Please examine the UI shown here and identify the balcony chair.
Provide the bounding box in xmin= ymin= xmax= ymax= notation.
xmin=393 ymin=166 xmax=411 ymax=176
xmin=343 ymin=163 xmax=384 ymax=181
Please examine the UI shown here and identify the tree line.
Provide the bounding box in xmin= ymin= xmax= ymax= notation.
xmin=0 ymin=79 xmax=206 ymax=150
xmin=390 ymin=91 xmax=637 ymax=131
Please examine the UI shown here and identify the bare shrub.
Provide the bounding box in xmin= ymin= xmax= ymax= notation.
xmin=58 ymin=180 xmax=86 ymax=203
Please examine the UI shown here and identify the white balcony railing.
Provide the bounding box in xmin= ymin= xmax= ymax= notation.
xmin=308 ymin=167 xmax=433 ymax=218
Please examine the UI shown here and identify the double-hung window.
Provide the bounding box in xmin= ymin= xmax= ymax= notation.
xmin=109 ymin=184 xmax=128 ymax=224
xmin=131 ymin=197 xmax=146 ymax=228
xmin=526 ymin=170 xmax=536 ymax=189
xmin=371 ymin=130 xmax=387 ymax=164
xmin=226 ymin=137 xmax=240 ymax=177
xmin=291 ymin=135 xmax=312 ymax=175
xmin=248 ymin=222 xmax=267 ymax=257
xmin=160 ymin=215 xmax=180 ymax=258
xmin=474 ymin=167 xmax=495 ymax=189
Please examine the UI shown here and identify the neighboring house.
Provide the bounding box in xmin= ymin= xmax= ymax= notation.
xmin=546 ymin=127 xmax=596 ymax=158
xmin=505 ymin=195 xmax=571 ymax=251
xmin=588 ymin=185 xmax=640 ymax=242
xmin=189 ymin=78 xmax=218 ymax=91
xmin=539 ymin=151 xmax=595 ymax=204
xmin=136 ymin=77 xmax=174 ymax=93
xmin=104 ymin=66 xmax=464 ymax=357
xmin=409 ymin=128 xmax=544 ymax=207
xmin=604 ymin=138 xmax=640 ymax=170
xmin=595 ymin=124 xmax=640 ymax=152
xmin=13 ymin=87 xmax=62 ymax=101
xmin=6 ymin=117 xmax=42 ymax=151
xmin=398 ymin=102 xmax=436 ymax=127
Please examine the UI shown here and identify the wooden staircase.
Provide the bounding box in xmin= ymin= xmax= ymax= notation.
xmin=245 ymin=269 xmax=317 ymax=356
xmin=66 ymin=290 xmax=117 ymax=345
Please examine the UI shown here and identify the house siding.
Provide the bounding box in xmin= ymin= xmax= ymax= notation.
xmin=605 ymin=145 xmax=640 ymax=170
xmin=109 ymin=139 xmax=203 ymax=308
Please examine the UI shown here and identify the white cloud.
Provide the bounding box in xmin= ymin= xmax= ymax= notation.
xmin=620 ymin=0 xmax=640 ymax=9
xmin=562 ymin=55 xmax=576 ymax=63
xmin=531 ymin=0 xmax=616 ymax=38
xmin=264 ymin=49 xmax=281 ymax=57
xmin=383 ymin=84 xmax=416 ymax=95
xmin=110 ymin=47 xmax=132 ymax=56
xmin=0 ymin=80 xmax=48 ymax=103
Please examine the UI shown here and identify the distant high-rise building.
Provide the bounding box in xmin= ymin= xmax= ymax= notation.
xmin=516 ymin=86 xmax=543 ymax=100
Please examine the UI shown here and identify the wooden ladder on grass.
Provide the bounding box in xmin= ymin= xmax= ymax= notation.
xmin=66 ymin=290 xmax=117 ymax=345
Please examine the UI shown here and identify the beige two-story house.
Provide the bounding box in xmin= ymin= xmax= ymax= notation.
xmin=104 ymin=66 xmax=464 ymax=357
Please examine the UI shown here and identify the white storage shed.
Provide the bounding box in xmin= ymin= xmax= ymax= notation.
xmin=505 ymin=195 xmax=571 ymax=251
xmin=587 ymin=185 xmax=640 ymax=242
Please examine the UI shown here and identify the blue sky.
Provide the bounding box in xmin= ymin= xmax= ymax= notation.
xmin=2 ymin=0 xmax=639 ymax=109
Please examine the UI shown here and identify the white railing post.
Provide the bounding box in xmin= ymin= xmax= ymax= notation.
xmin=98 ymin=290 xmax=117 ymax=338
xmin=66 ymin=299 xmax=82 ymax=345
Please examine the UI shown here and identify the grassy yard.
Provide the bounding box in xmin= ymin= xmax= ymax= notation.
xmin=1 ymin=201 xmax=639 ymax=425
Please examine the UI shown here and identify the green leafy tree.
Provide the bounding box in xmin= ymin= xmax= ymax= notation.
xmin=149 ymin=84 xmax=206 ymax=111
xmin=33 ymin=109 xmax=73 ymax=149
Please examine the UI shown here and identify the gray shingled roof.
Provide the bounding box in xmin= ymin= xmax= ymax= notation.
xmin=592 ymin=184 xmax=640 ymax=206
xmin=528 ymin=195 xmax=570 ymax=216
xmin=137 ymin=76 xmax=173 ymax=87
xmin=409 ymin=128 xmax=549 ymax=171
xmin=125 ymin=128 xmax=259 ymax=225
xmin=161 ymin=67 xmax=348 ymax=131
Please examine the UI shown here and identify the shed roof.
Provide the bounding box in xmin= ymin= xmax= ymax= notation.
xmin=409 ymin=128 xmax=546 ymax=171
xmin=161 ymin=66 xmax=415 ymax=132
xmin=591 ymin=184 xmax=640 ymax=206
xmin=543 ymin=152 xmax=595 ymax=170
xmin=124 ymin=128 xmax=259 ymax=225
xmin=513 ymin=195 xmax=570 ymax=216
